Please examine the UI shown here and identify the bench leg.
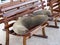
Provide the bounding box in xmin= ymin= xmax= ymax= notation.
xmin=23 ymin=36 xmax=26 ymax=45
xmin=5 ymin=29 xmax=9 ymax=45
xmin=42 ymin=27 xmax=48 ymax=38
xmin=33 ymin=27 xmax=48 ymax=38
xmin=47 ymin=17 xmax=59 ymax=28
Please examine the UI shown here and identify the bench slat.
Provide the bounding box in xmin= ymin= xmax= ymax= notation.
xmin=1 ymin=0 xmax=38 ymax=11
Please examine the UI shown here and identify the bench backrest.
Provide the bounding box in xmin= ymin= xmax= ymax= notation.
xmin=3 ymin=0 xmax=46 ymax=27
xmin=48 ymin=0 xmax=60 ymax=13
xmin=1 ymin=0 xmax=38 ymax=12
xmin=0 ymin=0 xmax=46 ymax=24
xmin=0 ymin=0 xmax=39 ymax=17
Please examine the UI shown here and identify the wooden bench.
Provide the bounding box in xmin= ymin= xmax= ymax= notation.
xmin=2 ymin=4 xmax=48 ymax=45
xmin=0 ymin=0 xmax=59 ymax=30
xmin=0 ymin=1 xmax=48 ymax=45
xmin=47 ymin=0 xmax=60 ymax=22
xmin=3 ymin=9 xmax=48 ymax=45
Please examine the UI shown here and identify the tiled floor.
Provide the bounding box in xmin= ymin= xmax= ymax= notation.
xmin=0 ymin=21 xmax=60 ymax=45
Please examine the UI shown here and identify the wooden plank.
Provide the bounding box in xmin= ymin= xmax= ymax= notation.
xmin=3 ymin=1 xmax=46 ymax=17
xmin=1 ymin=0 xmax=38 ymax=11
